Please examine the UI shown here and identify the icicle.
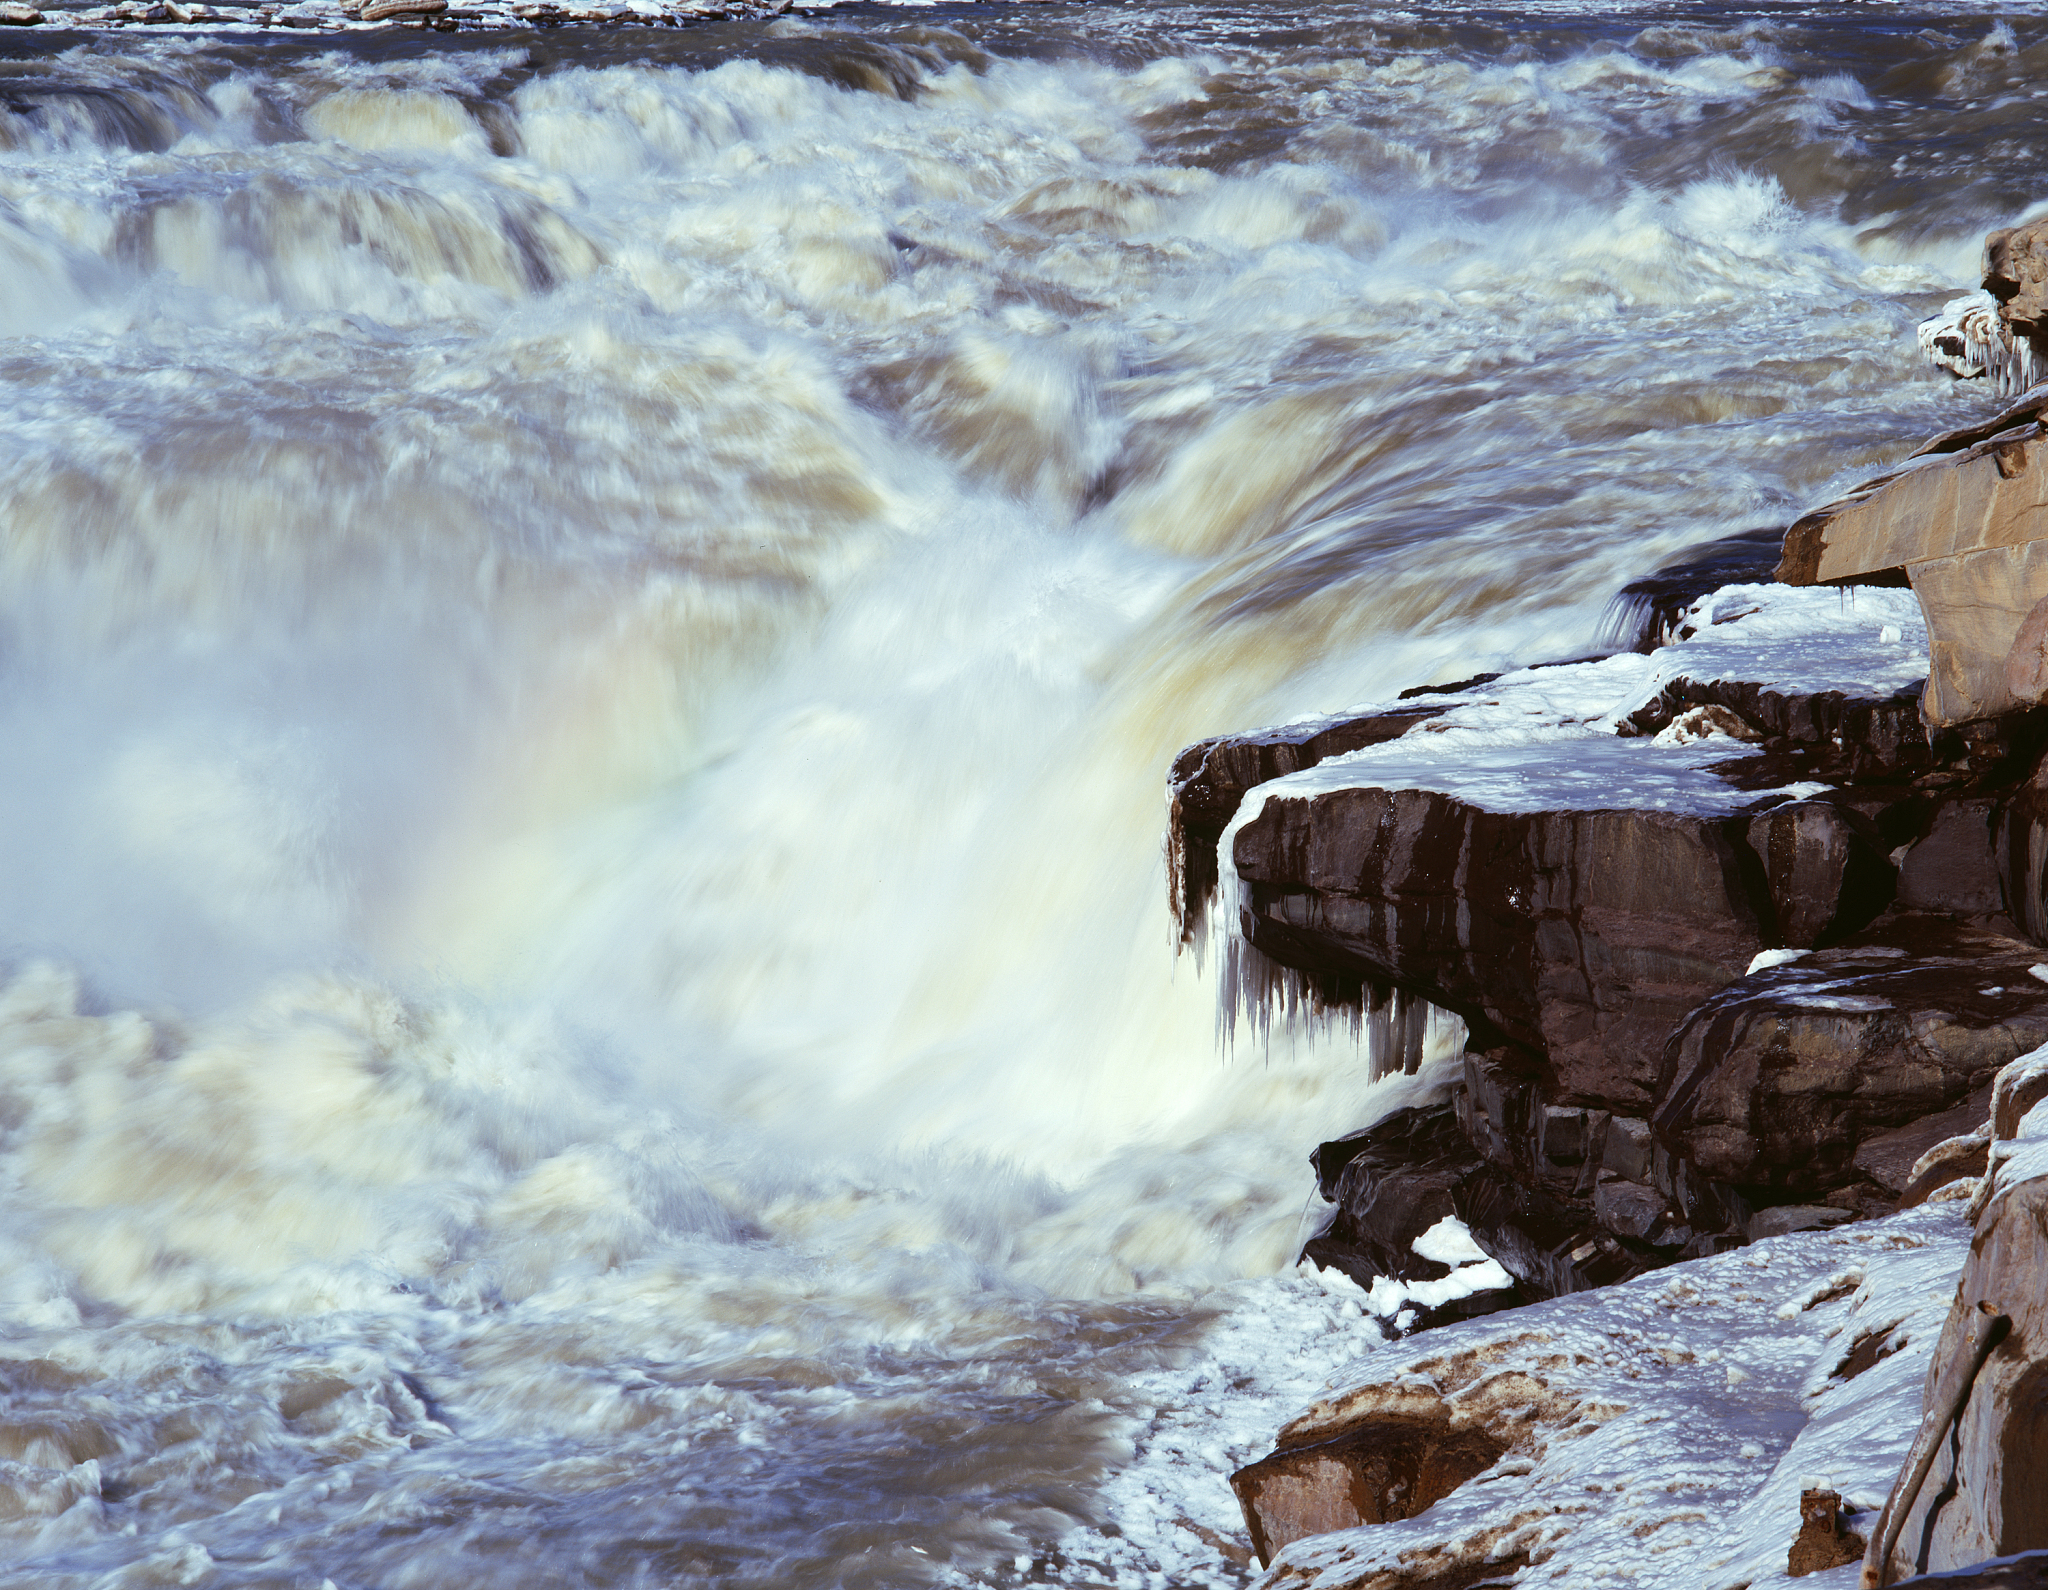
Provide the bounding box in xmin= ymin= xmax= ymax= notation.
xmin=1216 ymin=934 xmax=1439 ymax=1078
xmin=1917 ymin=289 xmax=2045 ymax=399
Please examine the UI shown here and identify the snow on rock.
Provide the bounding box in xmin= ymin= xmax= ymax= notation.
xmin=1255 ymin=1202 xmax=1972 ymax=1590
xmin=1217 ymin=584 xmax=1925 ymax=833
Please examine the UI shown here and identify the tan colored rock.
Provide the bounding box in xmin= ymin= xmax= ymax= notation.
xmin=0 ymin=3 xmax=42 ymax=20
xmin=1992 ymin=1046 xmax=2048 ymax=1139
xmin=1986 ymin=220 xmax=2048 ymax=342
xmin=1774 ymin=425 xmax=2048 ymax=726
xmin=360 ymin=0 xmax=443 ymax=17
xmin=1235 ymin=1337 xmax=1581 ymax=1569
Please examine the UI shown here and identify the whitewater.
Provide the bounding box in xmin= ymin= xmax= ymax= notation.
xmin=0 ymin=4 xmax=2040 ymax=1585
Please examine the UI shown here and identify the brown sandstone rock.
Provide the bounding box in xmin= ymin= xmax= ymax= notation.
xmin=1229 ymin=1421 xmax=1508 ymax=1568
xmin=1791 ymin=1488 xmax=1867 ymax=1577
xmin=1985 ymin=220 xmax=2048 ymax=345
xmin=1867 ymin=1175 xmax=2048 ymax=1581
xmin=1866 ymin=1046 xmax=2048 ymax=1583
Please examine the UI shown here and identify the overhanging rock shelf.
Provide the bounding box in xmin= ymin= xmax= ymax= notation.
xmin=1169 ymin=575 xmax=2048 ymax=1310
xmin=1192 ymin=225 xmax=2048 ymax=1589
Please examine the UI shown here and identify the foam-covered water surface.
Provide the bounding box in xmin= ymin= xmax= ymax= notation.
xmin=0 ymin=4 xmax=2040 ymax=1584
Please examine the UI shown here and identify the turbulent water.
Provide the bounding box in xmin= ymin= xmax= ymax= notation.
xmin=0 ymin=3 xmax=2041 ymax=1585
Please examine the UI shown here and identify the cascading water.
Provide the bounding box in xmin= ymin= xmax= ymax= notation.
xmin=0 ymin=6 xmax=2039 ymax=1585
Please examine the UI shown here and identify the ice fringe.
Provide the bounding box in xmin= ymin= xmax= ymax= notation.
xmin=1217 ymin=932 xmax=1434 ymax=1080
xmin=1918 ymin=288 xmax=2044 ymax=397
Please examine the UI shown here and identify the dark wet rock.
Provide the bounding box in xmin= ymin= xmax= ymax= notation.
xmin=1653 ymin=919 xmax=2048 ymax=1220
xmin=1622 ymin=674 xmax=1928 ymax=778
xmin=1899 ymin=799 xmax=2005 ymax=917
xmin=1234 ymin=788 xmax=1769 ymax=1115
xmin=1168 ymin=704 xmax=1442 ymax=944
xmin=1305 ymin=1106 xmax=1477 ymax=1283
xmin=1303 ymin=1103 xmax=1617 ymax=1312
xmin=1855 ymin=1084 xmax=1996 ymax=1196
xmin=1607 ymin=525 xmax=1795 ymax=653
xmin=1887 ymin=1554 xmax=2048 ymax=1590
xmin=1745 ymin=799 xmax=1897 ymax=949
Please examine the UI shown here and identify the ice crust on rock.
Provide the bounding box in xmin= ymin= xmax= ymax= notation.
xmin=1255 ymin=1204 xmax=1971 ymax=1590
xmin=1226 ymin=584 xmax=1926 ymax=835
xmin=1210 ymin=583 xmax=1928 ymax=943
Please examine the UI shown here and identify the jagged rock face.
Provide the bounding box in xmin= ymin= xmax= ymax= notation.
xmin=1233 ymin=784 xmax=1897 ymax=1113
xmin=1986 ymin=219 xmax=2048 ymax=345
xmin=1182 ymin=660 xmax=2048 ymax=1298
xmin=1305 ymin=1103 xmax=1638 ymax=1306
xmin=1653 ymin=922 xmax=2048 ymax=1216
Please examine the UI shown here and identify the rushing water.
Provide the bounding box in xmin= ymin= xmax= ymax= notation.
xmin=0 ymin=4 xmax=2038 ymax=1585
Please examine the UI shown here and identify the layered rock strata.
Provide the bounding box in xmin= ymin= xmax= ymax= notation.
xmin=1172 ymin=590 xmax=2048 ymax=1307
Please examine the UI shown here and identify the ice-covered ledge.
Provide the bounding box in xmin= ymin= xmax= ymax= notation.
xmin=1169 ymin=569 xmax=2048 ymax=1308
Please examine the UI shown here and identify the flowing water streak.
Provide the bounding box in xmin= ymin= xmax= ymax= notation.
xmin=0 ymin=5 xmax=2039 ymax=1585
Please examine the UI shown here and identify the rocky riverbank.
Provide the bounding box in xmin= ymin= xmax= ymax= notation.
xmin=1181 ymin=228 xmax=2048 ymax=1586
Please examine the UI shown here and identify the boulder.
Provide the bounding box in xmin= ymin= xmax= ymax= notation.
xmin=1310 ymin=1098 xmax=1655 ymax=1303
xmin=1773 ymin=422 xmax=2048 ymax=726
xmin=1986 ymin=220 xmax=2048 ymax=347
xmin=1653 ymin=920 xmax=2048 ymax=1219
xmin=1898 ymin=800 xmax=2005 ymax=918
xmin=1230 ymin=1420 xmax=1507 ymax=1568
xmin=1234 ymin=788 xmax=1770 ymax=1115
xmin=1897 ymin=1135 xmax=1991 ymax=1210
xmin=1791 ymin=1489 xmax=1867 ymax=1577
xmin=1855 ymin=1085 xmax=1997 ymax=1197
xmin=1306 ymin=1107 xmax=1483 ymax=1285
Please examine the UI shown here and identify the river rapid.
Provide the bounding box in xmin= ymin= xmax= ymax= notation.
xmin=0 ymin=4 xmax=2037 ymax=1585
